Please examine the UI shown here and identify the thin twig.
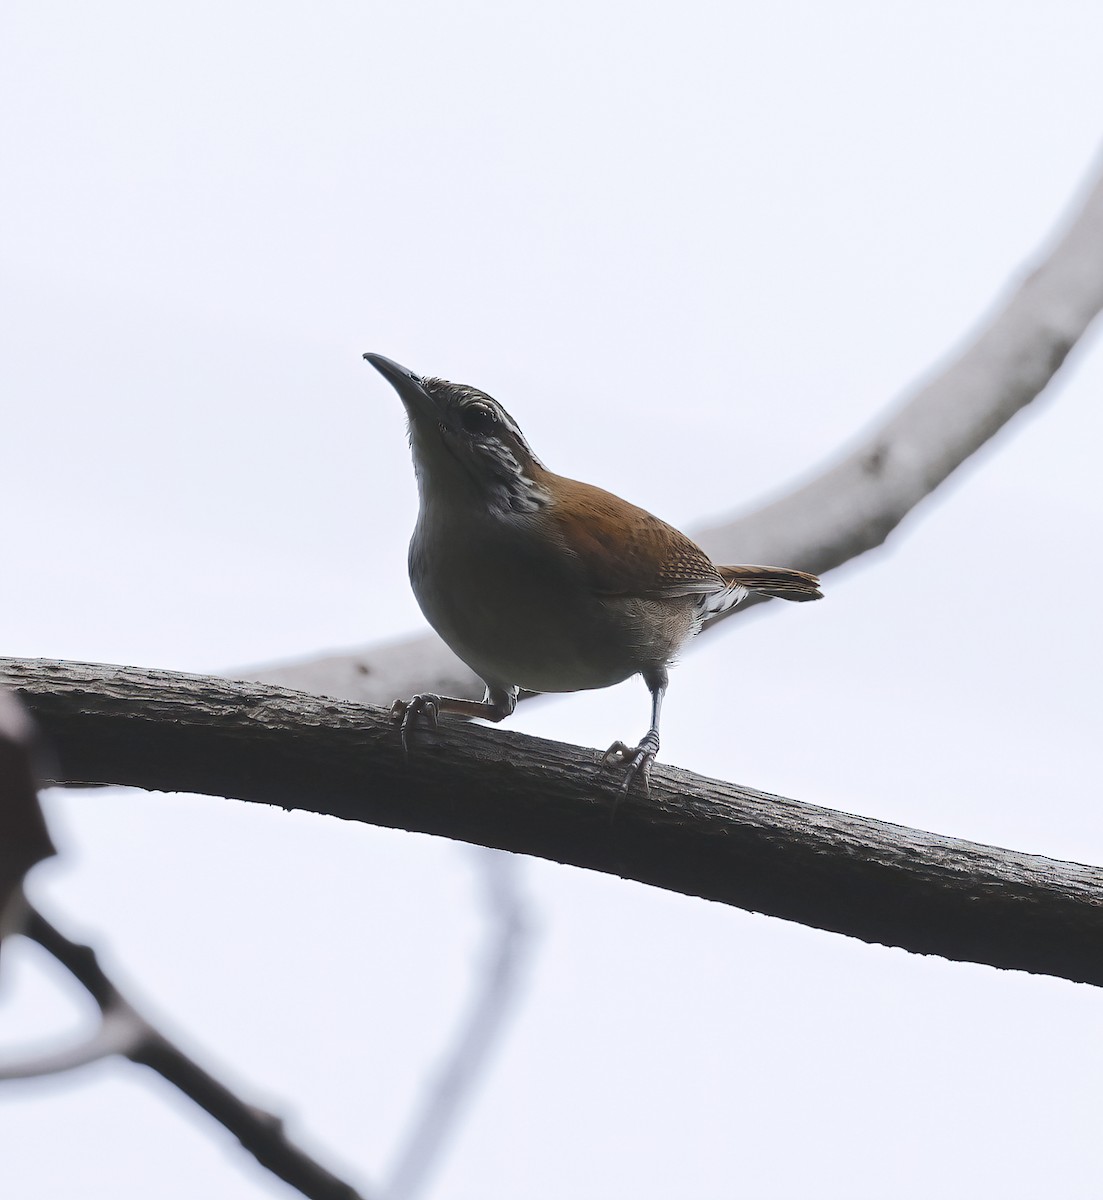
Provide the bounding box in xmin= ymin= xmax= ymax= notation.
xmin=384 ymin=849 xmax=533 ymax=1200
xmin=0 ymin=995 xmax=146 ymax=1081
xmin=19 ymin=905 xmax=373 ymax=1200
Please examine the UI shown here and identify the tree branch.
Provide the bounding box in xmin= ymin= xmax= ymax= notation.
xmin=5 ymin=657 xmax=1102 ymax=988
xmin=0 ymin=994 xmax=145 ymax=1081
xmin=244 ymin=150 xmax=1103 ymax=705
xmin=0 ymin=691 xmax=56 ymax=938
xmin=17 ymin=904 xmax=373 ymax=1200
xmin=382 ymin=849 xmax=533 ymax=1200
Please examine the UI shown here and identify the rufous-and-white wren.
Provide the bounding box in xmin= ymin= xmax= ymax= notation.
xmin=365 ymin=353 xmax=822 ymax=792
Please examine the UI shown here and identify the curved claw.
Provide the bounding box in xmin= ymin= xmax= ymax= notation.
xmin=601 ymin=740 xmax=632 ymax=766
xmin=392 ymin=693 xmax=441 ymax=754
xmin=602 ymin=730 xmax=660 ymax=797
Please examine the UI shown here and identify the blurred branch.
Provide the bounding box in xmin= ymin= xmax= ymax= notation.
xmin=5 ymin=657 xmax=1103 ymax=988
xmin=0 ymin=691 xmax=56 ymax=945
xmin=243 ymin=149 xmax=1103 ymax=705
xmin=1 ymin=686 xmax=525 ymax=1200
xmin=1 ymin=689 xmax=369 ymax=1198
xmin=11 ymin=904 xmax=372 ymax=1200
xmin=383 ymin=849 xmax=533 ymax=1200
xmin=0 ymin=991 xmax=144 ymax=1081
xmin=8 ymin=147 xmax=1103 ymax=1198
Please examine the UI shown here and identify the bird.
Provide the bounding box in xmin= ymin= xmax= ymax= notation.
xmin=364 ymin=352 xmax=823 ymax=794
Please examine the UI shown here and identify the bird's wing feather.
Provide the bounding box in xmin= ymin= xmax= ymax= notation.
xmin=545 ymin=475 xmax=723 ymax=598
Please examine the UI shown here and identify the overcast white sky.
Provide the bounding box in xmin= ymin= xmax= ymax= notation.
xmin=3 ymin=2 xmax=1103 ymax=1197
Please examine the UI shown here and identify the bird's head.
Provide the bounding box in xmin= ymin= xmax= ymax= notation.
xmin=364 ymin=353 xmax=549 ymax=514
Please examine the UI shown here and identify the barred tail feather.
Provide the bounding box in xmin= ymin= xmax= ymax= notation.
xmin=717 ymin=564 xmax=823 ymax=602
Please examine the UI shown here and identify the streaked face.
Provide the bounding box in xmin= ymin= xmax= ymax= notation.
xmin=366 ymin=354 xmax=549 ymax=513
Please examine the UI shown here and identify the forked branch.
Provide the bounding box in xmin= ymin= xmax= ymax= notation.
xmin=11 ymin=904 xmax=372 ymax=1200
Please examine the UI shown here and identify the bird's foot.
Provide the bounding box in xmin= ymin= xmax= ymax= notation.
xmin=602 ymin=730 xmax=660 ymax=798
xmin=391 ymin=693 xmax=441 ymax=753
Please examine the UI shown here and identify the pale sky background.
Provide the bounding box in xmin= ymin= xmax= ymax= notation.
xmin=3 ymin=2 xmax=1103 ymax=1197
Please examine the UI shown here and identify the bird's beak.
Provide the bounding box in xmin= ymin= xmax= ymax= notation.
xmin=363 ymin=352 xmax=438 ymax=423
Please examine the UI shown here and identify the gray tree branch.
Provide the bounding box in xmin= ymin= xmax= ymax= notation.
xmin=4 ymin=657 xmax=1102 ymax=988
xmin=0 ymin=990 xmax=145 ymax=1081
xmin=382 ymin=850 xmax=532 ymax=1200
xmin=245 ymin=150 xmax=1103 ymax=706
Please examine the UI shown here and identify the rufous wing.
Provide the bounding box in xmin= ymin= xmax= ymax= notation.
xmin=544 ymin=474 xmax=725 ymax=599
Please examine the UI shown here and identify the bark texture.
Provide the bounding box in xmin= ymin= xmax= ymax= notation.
xmin=5 ymin=657 xmax=1102 ymax=988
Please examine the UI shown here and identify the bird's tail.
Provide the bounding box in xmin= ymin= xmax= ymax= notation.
xmin=718 ymin=564 xmax=823 ymax=602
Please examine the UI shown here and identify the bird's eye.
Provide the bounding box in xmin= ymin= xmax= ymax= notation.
xmin=459 ymin=403 xmax=498 ymax=436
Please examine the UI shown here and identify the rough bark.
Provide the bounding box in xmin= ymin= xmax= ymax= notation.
xmin=5 ymin=657 xmax=1102 ymax=989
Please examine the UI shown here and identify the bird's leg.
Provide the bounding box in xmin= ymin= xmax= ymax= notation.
xmin=602 ymin=668 xmax=667 ymax=796
xmin=393 ymin=685 xmax=517 ymax=752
